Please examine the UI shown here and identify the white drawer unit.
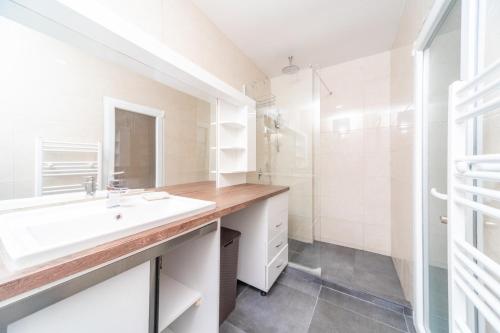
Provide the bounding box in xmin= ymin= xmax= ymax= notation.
xmin=268 ymin=231 xmax=287 ymax=264
xmin=221 ymin=191 xmax=289 ymax=294
xmin=266 ymin=245 xmax=289 ymax=288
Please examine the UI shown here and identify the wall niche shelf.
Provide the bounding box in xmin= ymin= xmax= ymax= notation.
xmin=158 ymin=274 xmax=202 ymax=332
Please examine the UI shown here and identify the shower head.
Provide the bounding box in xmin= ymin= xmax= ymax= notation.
xmin=281 ymin=56 xmax=300 ymax=75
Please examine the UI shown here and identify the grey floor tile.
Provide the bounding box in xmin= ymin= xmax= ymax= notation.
xmin=321 ymin=249 xmax=355 ymax=287
xmin=277 ymin=268 xmax=321 ymax=298
xmin=318 ymin=287 xmax=407 ymax=332
xmin=289 ymin=242 xmax=321 ymax=269
xmin=289 ymin=240 xmax=410 ymax=308
xmin=227 ymin=284 xmax=317 ymax=333
xmin=237 ymin=281 xmax=248 ymax=297
xmin=308 ymin=300 xmax=405 ymax=333
xmin=289 ymin=238 xmax=308 ymax=253
xmin=405 ymin=315 xmax=416 ymax=333
xmin=354 ymin=250 xmax=397 ymax=277
xmin=220 ymin=320 xmax=247 ymax=333
xmin=350 ymin=250 xmax=407 ymax=304
xmin=352 ymin=270 xmax=407 ymax=304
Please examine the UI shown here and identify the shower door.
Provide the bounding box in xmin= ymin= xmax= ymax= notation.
xmin=419 ymin=0 xmax=500 ymax=332
xmin=249 ymin=69 xmax=320 ymax=271
xmin=422 ymin=1 xmax=461 ymax=332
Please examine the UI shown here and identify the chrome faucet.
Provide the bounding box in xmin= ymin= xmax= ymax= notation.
xmin=83 ymin=176 xmax=97 ymax=197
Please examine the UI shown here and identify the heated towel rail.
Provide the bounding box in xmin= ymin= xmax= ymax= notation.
xmin=35 ymin=139 xmax=102 ymax=196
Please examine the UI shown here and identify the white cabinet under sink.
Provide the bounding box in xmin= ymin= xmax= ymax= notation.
xmin=6 ymin=220 xmax=220 ymax=333
xmin=158 ymin=221 xmax=220 ymax=333
xmin=7 ymin=262 xmax=151 ymax=333
xmin=221 ymin=192 xmax=289 ymax=293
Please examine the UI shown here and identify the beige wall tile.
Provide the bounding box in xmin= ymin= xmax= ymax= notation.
xmin=319 ymin=217 xmax=364 ymax=250
xmin=318 ymin=51 xmax=392 ymax=256
xmin=364 ymin=224 xmax=391 ymax=255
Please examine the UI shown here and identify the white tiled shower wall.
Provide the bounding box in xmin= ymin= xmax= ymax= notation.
xmin=317 ymin=52 xmax=392 ymax=256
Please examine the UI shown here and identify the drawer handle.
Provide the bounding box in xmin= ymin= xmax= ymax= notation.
xmin=275 ymin=241 xmax=283 ymax=248
xmin=276 ymin=262 xmax=284 ymax=269
xmin=275 ymin=223 xmax=282 ymax=228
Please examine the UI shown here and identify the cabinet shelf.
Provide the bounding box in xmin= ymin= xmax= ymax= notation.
xmin=158 ymin=274 xmax=202 ymax=332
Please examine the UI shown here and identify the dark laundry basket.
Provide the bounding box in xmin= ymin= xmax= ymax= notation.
xmin=220 ymin=227 xmax=241 ymax=324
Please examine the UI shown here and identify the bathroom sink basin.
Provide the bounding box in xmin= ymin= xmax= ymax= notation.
xmin=0 ymin=194 xmax=216 ymax=271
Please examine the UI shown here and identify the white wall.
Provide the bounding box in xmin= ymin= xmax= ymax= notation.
xmin=98 ymin=0 xmax=268 ymax=93
xmin=0 ymin=17 xmax=210 ymax=199
xmin=318 ymin=52 xmax=392 ymax=255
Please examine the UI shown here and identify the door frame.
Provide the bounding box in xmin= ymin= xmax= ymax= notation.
xmin=413 ymin=0 xmax=479 ymax=331
xmin=103 ymin=97 xmax=165 ymax=188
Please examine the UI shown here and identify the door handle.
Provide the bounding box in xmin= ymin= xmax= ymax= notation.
xmin=440 ymin=216 xmax=448 ymax=224
xmin=431 ymin=188 xmax=448 ymax=201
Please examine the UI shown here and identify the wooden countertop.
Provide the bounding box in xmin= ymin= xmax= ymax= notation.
xmin=0 ymin=182 xmax=288 ymax=302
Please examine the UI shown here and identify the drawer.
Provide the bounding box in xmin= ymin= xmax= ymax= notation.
xmin=267 ymin=231 xmax=287 ymax=263
xmin=266 ymin=245 xmax=288 ymax=291
xmin=267 ymin=192 xmax=289 ymax=218
xmin=268 ymin=210 xmax=287 ymax=241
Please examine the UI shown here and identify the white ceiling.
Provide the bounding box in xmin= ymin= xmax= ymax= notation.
xmin=191 ymin=0 xmax=407 ymax=77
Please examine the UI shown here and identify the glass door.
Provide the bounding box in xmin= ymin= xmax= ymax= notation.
xmin=422 ymin=1 xmax=462 ymax=332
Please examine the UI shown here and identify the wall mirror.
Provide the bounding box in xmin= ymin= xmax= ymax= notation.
xmin=0 ymin=13 xmax=216 ymax=206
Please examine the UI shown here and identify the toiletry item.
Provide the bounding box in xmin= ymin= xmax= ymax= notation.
xmin=142 ymin=191 xmax=170 ymax=201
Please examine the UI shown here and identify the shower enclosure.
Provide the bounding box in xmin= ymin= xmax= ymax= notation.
xmin=248 ymin=68 xmax=321 ymax=272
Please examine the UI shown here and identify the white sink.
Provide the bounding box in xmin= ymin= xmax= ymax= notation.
xmin=0 ymin=194 xmax=216 ymax=271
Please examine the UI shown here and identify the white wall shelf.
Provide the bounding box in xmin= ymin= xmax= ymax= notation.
xmin=158 ymin=274 xmax=202 ymax=332
xmin=216 ymin=100 xmax=256 ymax=187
